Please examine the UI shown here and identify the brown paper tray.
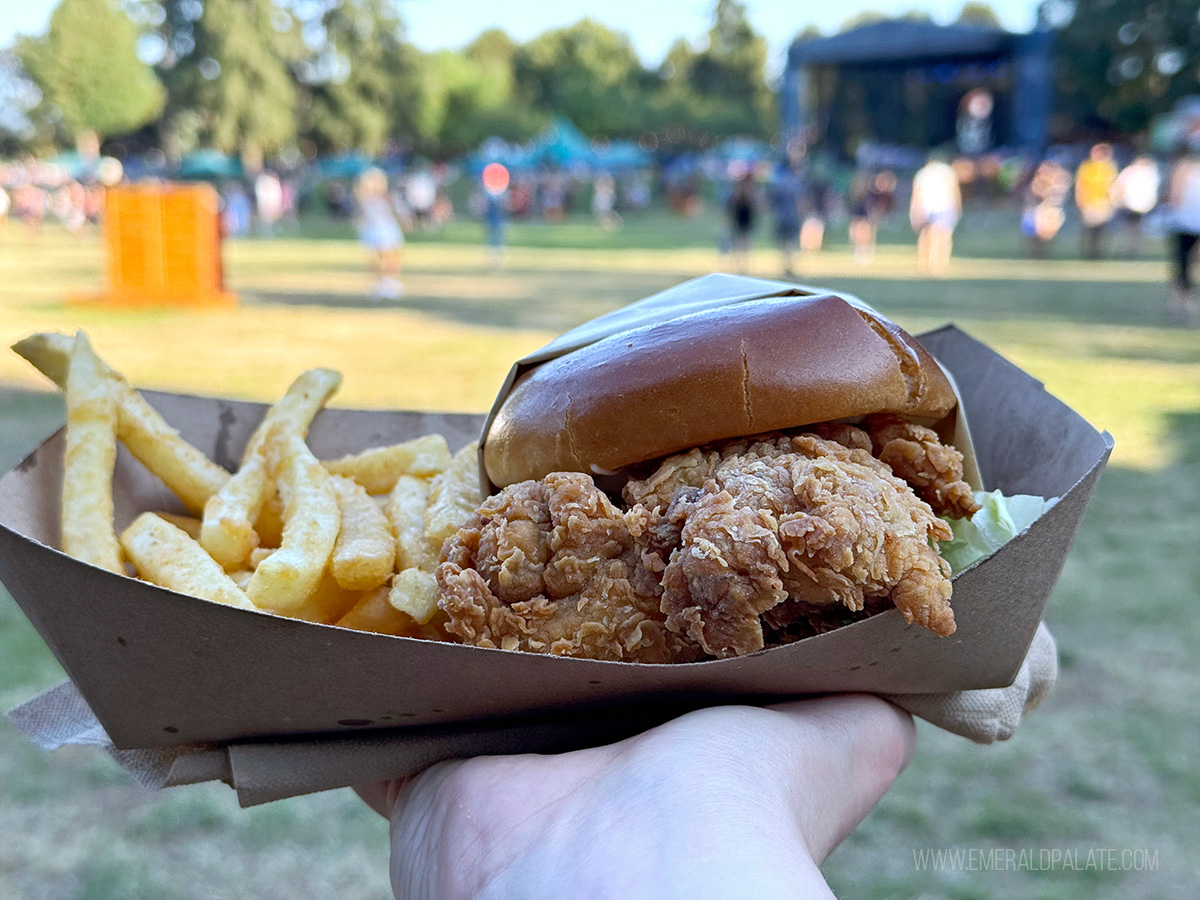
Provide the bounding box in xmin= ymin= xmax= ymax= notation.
xmin=0 ymin=279 xmax=1110 ymax=753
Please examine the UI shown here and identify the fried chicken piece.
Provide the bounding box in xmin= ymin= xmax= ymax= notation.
xmin=437 ymin=472 xmax=702 ymax=663
xmin=622 ymin=447 xmax=718 ymax=512
xmin=863 ymin=414 xmax=980 ymax=519
xmin=628 ymin=434 xmax=956 ymax=658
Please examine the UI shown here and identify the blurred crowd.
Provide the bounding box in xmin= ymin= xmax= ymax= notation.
xmin=4 ymin=138 xmax=1199 ymax=325
xmin=0 ymin=157 xmax=121 ymax=236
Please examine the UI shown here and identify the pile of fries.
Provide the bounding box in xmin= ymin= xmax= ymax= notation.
xmin=12 ymin=331 xmax=481 ymax=638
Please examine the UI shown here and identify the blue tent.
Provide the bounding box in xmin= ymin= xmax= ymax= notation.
xmin=466 ymin=137 xmax=539 ymax=175
xmin=468 ymin=119 xmax=653 ymax=175
xmin=530 ymin=117 xmax=593 ymax=168
xmin=590 ymin=139 xmax=651 ymax=172
xmin=47 ymin=151 xmax=94 ymax=179
xmin=315 ymin=151 xmax=375 ymax=179
xmin=176 ymin=149 xmax=243 ymax=181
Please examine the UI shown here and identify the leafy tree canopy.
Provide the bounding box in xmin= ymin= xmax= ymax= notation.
xmin=18 ymin=0 xmax=164 ymax=145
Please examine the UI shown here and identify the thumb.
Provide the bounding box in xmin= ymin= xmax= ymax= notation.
xmin=768 ymin=694 xmax=916 ymax=862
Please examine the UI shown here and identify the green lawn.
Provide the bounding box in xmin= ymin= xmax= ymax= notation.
xmin=0 ymin=217 xmax=1196 ymax=898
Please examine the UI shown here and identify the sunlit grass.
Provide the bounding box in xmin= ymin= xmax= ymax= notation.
xmin=2 ymin=226 xmax=1193 ymax=470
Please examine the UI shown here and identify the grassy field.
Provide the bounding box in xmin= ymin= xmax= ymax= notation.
xmin=1 ymin=214 xmax=1196 ymax=899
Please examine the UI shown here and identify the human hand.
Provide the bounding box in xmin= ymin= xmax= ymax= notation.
xmin=358 ymin=694 xmax=914 ymax=900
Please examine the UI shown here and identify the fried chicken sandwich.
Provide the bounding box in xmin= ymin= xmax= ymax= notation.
xmin=438 ymin=292 xmax=982 ymax=662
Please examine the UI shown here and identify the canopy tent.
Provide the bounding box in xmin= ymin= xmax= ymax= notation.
xmin=466 ymin=118 xmax=652 ymax=175
xmin=175 ymin=149 xmax=243 ymax=182
xmin=314 ymin=151 xmax=376 ymax=179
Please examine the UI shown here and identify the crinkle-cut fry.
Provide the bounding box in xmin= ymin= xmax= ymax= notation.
xmin=330 ymin=475 xmax=394 ymax=591
xmin=14 ymin=332 xmax=231 ymax=514
xmin=199 ymin=368 xmax=341 ymax=570
xmin=389 ymin=567 xmax=439 ymax=624
xmin=120 ymin=513 xmax=257 ymax=611
xmin=200 ymin=452 xmax=269 ymax=570
xmin=322 ymin=433 xmax=452 ymax=494
xmin=61 ymin=332 xmax=124 ymax=574
xmin=246 ymin=429 xmax=340 ymax=612
xmin=387 ymin=474 xmax=435 ymax=571
xmin=155 ymin=512 xmax=203 ymax=540
xmin=424 ymin=442 xmax=483 ymax=554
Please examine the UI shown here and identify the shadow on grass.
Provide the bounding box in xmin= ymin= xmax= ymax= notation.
xmin=242 ymin=270 xmax=1181 ymax=338
xmin=241 ymin=268 xmax=678 ymax=333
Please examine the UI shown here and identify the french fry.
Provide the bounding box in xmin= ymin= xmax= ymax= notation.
xmin=330 ymin=475 xmax=394 ymax=591
xmin=200 ymin=368 xmax=341 ymax=570
xmin=423 ymin=442 xmax=483 ymax=554
xmin=155 ymin=512 xmax=203 ymax=540
xmin=245 ymin=429 xmax=340 ymax=612
xmin=120 ymin=513 xmax=256 ymax=611
xmin=13 ymin=332 xmax=231 ymax=514
xmin=278 ymin=566 xmax=363 ymax=624
xmin=200 ymin=453 xmax=270 ymax=569
xmin=61 ymin=332 xmax=124 ymax=573
xmin=387 ymin=474 xmax=435 ymax=571
xmin=255 ymin=494 xmax=286 ymax=548
xmin=388 ymin=567 xmax=440 ymax=624
xmin=336 ymin=585 xmax=420 ymax=636
xmin=241 ymin=368 xmax=343 ymax=464
xmin=322 ymin=433 xmax=452 ymax=494
xmin=228 ymin=569 xmax=254 ymax=591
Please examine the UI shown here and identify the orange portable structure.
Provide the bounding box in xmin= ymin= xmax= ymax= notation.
xmin=81 ymin=183 xmax=236 ymax=307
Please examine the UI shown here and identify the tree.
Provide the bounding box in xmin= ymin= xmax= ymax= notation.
xmin=150 ymin=0 xmax=301 ymax=166
xmin=300 ymin=0 xmax=415 ymax=154
xmin=1047 ymin=0 xmax=1200 ymax=136
xmin=956 ymin=2 xmax=1003 ymax=28
xmin=17 ymin=0 xmax=164 ymax=153
xmin=687 ymin=0 xmax=774 ymax=138
xmin=513 ymin=19 xmax=651 ymax=137
xmin=649 ymin=0 xmax=774 ymax=142
xmin=414 ymin=48 xmax=543 ymax=155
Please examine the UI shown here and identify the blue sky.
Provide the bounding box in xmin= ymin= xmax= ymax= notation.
xmin=1 ymin=0 xmax=1044 ymax=70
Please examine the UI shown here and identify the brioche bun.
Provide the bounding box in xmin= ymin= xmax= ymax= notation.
xmin=483 ymin=293 xmax=957 ymax=488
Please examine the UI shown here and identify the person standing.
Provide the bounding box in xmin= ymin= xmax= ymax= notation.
xmin=1165 ymin=150 xmax=1200 ymax=326
xmin=910 ymin=154 xmax=962 ymax=275
xmin=1111 ymin=155 xmax=1160 ymax=258
xmin=354 ymin=167 xmax=405 ymax=300
xmin=726 ymin=170 xmax=759 ymax=274
xmin=481 ymin=163 xmax=510 ymax=270
xmin=1074 ymin=143 xmax=1119 ymax=260
xmin=768 ymin=161 xmax=803 ymax=276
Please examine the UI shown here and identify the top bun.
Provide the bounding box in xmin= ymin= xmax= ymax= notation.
xmin=483 ymin=293 xmax=957 ymax=487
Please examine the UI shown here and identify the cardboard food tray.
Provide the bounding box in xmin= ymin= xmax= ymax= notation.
xmin=0 ymin=275 xmax=1110 ymax=762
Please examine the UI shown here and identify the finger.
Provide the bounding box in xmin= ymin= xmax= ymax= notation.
xmin=767 ymin=694 xmax=916 ymax=862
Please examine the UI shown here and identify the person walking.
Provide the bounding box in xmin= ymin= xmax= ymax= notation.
xmin=910 ymin=154 xmax=962 ymax=275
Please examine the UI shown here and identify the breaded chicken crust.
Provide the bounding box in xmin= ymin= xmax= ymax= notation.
xmin=626 ymin=435 xmax=956 ymax=658
xmin=437 ymin=472 xmax=702 ymax=662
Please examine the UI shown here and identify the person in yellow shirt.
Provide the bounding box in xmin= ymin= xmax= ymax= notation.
xmin=1075 ymin=143 xmax=1119 ymax=259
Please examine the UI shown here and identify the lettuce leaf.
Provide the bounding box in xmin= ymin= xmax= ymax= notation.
xmin=939 ymin=490 xmax=1055 ymax=574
